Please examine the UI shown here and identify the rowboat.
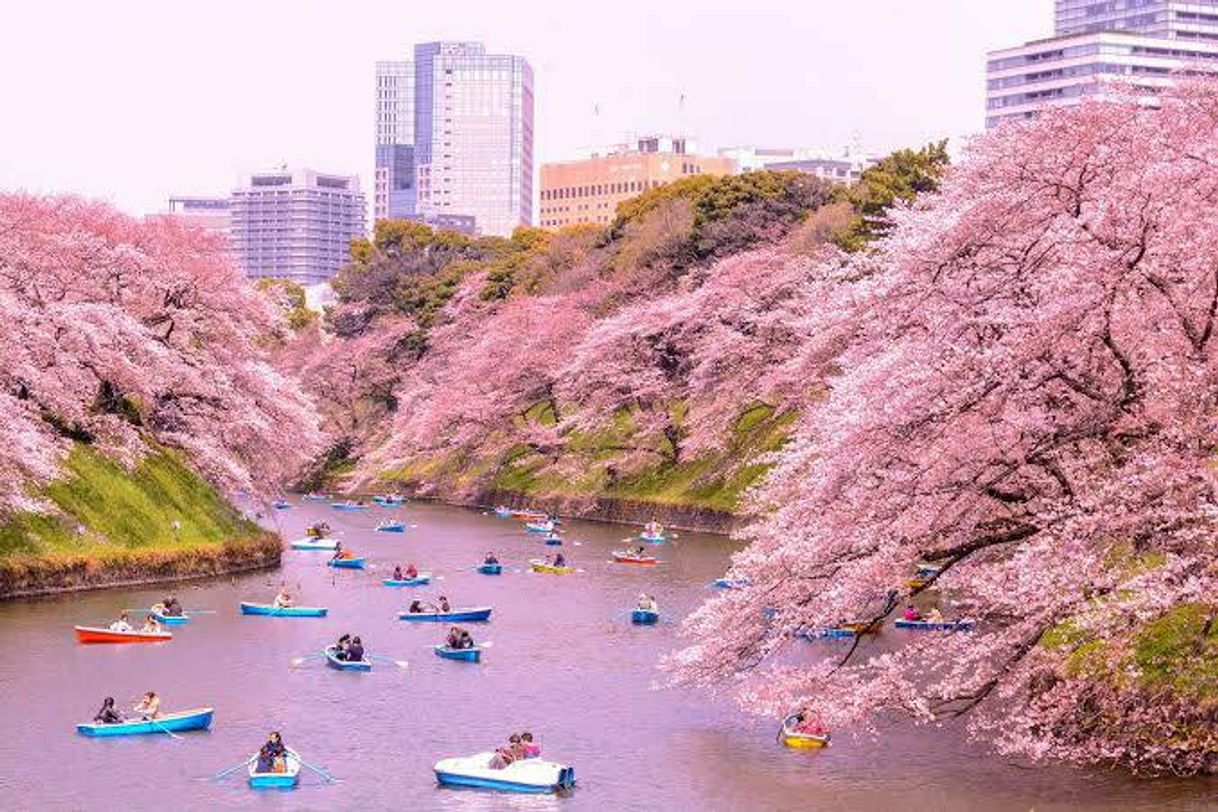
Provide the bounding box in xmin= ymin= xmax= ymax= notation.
xmin=302 ymin=493 xmax=330 ymax=501
xmin=272 ymin=500 xmax=291 ymax=510
xmin=239 ymin=602 xmax=328 ymax=618
xmin=711 ymin=577 xmax=749 ymax=589
xmin=383 ymin=574 xmax=431 ymax=587
xmin=638 ymin=533 xmax=666 ymax=544
xmin=291 ymin=537 xmax=338 ymax=551
xmin=530 ymin=560 xmax=574 ymax=575
xmin=611 ymin=551 xmax=658 ymax=566
xmin=248 ymin=749 xmax=302 ymax=789
xmin=433 ymin=644 xmax=483 ymax=663
xmin=780 ymin=715 xmax=831 ymax=749
xmin=327 ymin=557 xmax=366 ymax=569
xmin=916 ymin=563 xmax=944 ymax=578
xmin=476 ymin=563 xmax=502 ymax=575
xmin=375 ymin=522 xmax=406 ymax=533
xmin=398 ymin=607 xmax=492 ymax=623
xmin=324 ymin=645 xmax=372 ymax=672
xmin=77 ymin=706 xmax=214 ymax=737
xmin=434 ymin=752 xmax=575 ymax=793
xmin=541 ymin=533 xmax=563 ymax=546
xmin=149 ymin=609 xmax=190 ymax=626
xmin=524 ymin=522 xmax=556 ymax=534
xmin=372 ymin=495 xmax=405 ymax=506
xmin=510 ymin=509 xmax=549 ymax=521
xmin=330 ymin=502 xmax=367 ymax=512
xmin=895 ymin=618 xmax=974 ymax=632
xmin=74 ymin=626 xmax=172 ymax=644
xmin=797 ymin=627 xmax=857 ymax=640
xmin=631 ymin=609 xmax=659 ymax=625
xmin=492 ymin=506 xmax=513 ymax=518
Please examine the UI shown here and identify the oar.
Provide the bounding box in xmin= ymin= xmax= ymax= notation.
xmin=212 ymin=756 xmax=255 ymax=780
xmin=150 ymin=718 xmax=183 ymax=740
xmin=365 ymin=654 xmax=410 ymax=669
xmin=291 ymin=652 xmax=324 ymax=667
xmin=293 ymin=752 xmax=338 ymax=783
xmin=184 ymin=610 xmax=216 ymax=615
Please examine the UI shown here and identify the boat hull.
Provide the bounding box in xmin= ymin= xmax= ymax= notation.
xmin=542 ymin=536 xmax=562 ymax=546
xmin=77 ymin=707 xmax=214 ymax=737
xmin=74 ymin=626 xmax=172 ymax=644
xmin=433 ymin=645 xmax=482 ymax=663
xmin=612 ymin=553 xmax=658 ymax=566
xmin=324 ymin=646 xmax=372 ymax=672
xmin=330 ymin=503 xmax=367 ymax=512
xmin=291 ymin=538 xmax=338 ymax=551
xmin=638 ymin=534 xmax=666 ymax=544
xmin=631 ymin=610 xmax=659 ymax=625
xmin=248 ymin=752 xmax=301 ymax=789
xmin=327 ymin=558 xmax=366 ymax=569
xmin=150 ymin=611 xmax=190 ymax=626
xmin=434 ymin=753 xmax=574 ymax=793
xmin=781 ymin=716 xmax=831 ymax=748
xmin=798 ymin=627 xmax=856 ymax=640
xmin=375 ymin=524 xmax=406 ymax=533
xmin=711 ymin=578 xmax=748 ymax=589
xmin=530 ymin=561 xmax=573 ymax=575
xmin=476 ymin=563 xmax=502 ymax=575
xmin=894 ymin=619 xmax=974 ymax=632
xmin=383 ymin=575 xmax=431 ymax=587
xmin=239 ymin=603 xmax=327 ymax=618
xmin=398 ymin=607 xmax=492 ymax=623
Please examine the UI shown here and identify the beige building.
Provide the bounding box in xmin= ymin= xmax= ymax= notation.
xmin=540 ymin=135 xmax=735 ymax=228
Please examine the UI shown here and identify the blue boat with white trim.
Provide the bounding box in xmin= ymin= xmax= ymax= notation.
xmin=433 ymin=644 xmax=483 ymax=663
xmin=476 ymin=563 xmax=502 ymax=575
xmin=77 ymin=706 xmax=214 ymax=737
xmin=239 ymin=602 xmax=328 ymax=618
xmin=434 ymin=752 xmax=575 ymax=793
xmin=324 ymin=645 xmax=372 ymax=672
xmin=327 ymin=557 xmax=366 ymax=570
xmin=248 ymin=749 xmax=302 ymax=789
xmin=895 ymin=618 xmax=974 ymax=632
xmin=383 ymin=573 xmax=432 ymax=587
xmin=631 ymin=609 xmax=659 ymax=625
xmin=398 ymin=606 xmax=492 ymax=623
xmin=375 ymin=521 xmax=406 ymax=533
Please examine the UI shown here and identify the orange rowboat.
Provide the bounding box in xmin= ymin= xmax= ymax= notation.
xmin=74 ymin=626 xmax=173 ymax=644
xmin=611 ymin=551 xmax=659 ymax=566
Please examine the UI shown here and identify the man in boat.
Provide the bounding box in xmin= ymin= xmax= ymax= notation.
xmin=346 ymin=636 xmax=365 ymax=662
xmin=903 ymin=604 xmax=922 ymax=622
xmin=109 ymin=611 xmax=133 ymax=632
xmin=93 ymin=696 xmax=123 ymax=724
xmin=484 ymin=551 xmax=498 ymax=565
xmin=256 ymin=731 xmax=288 ymax=773
xmin=273 ymin=588 xmax=294 ymax=609
xmin=393 ymin=565 xmax=404 ymax=581
xmin=552 ymin=553 xmax=566 ymax=568
xmin=334 ymin=633 xmax=351 ymax=659
xmin=407 ymin=600 xmax=425 ymax=614
xmin=133 ymin=691 xmax=161 ymax=719
xmin=633 ymin=545 xmax=648 ymax=558
xmin=459 ymin=629 xmax=474 ymax=649
xmin=160 ymin=596 xmax=183 ymax=617
xmin=438 ymin=595 xmax=451 ymax=612
xmin=445 ymin=626 xmax=462 ymax=649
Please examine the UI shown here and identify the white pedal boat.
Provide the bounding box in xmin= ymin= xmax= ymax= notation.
xmin=433 ymin=751 xmax=575 ymax=793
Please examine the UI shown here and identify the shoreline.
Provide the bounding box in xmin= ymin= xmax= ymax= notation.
xmin=0 ymin=535 xmax=282 ymax=601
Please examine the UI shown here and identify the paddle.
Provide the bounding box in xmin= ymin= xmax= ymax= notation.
xmin=292 ymin=752 xmax=339 ymax=783
xmin=290 ymin=652 xmax=324 ymax=667
xmin=212 ymin=756 xmax=254 ymax=780
xmin=365 ymin=654 xmax=410 ymax=669
xmin=150 ymin=718 xmax=183 ymax=740
xmin=184 ymin=610 xmax=216 ymax=615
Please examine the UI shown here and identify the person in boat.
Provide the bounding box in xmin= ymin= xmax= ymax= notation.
xmin=334 ymin=633 xmax=351 ymax=659
xmin=903 ymin=604 xmax=922 ymax=622
xmin=346 ymin=636 xmax=365 ymax=662
xmin=140 ymin=615 xmax=162 ymax=634
xmin=330 ymin=542 xmax=345 ymax=561
xmin=438 ymin=595 xmax=451 ymax=613
xmin=392 ymin=565 xmax=404 ymax=581
xmin=792 ymin=711 xmax=828 ymax=736
xmin=445 ymin=626 xmax=462 ymax=649
xmin=926 ymin=606 xmax=945 ymax=623
xmin=93 ymin=696 xmax=123 ymax=724
xmin=133 ymin=691 xmax=161 ymax=720
xmin=459 ymin=629 xmax=474 ymax=650
xmin=552 ymin=553 xmax=566 ymax=567
xmin=408 ymin=600 xmax=424 ymax=614
xmin=484 ymin=551 xmax=498 ymax=565
xmin=109 ymin=611 xmax=133 ymax=632
xmin=637 ymin=593 xmax=658 ymax=612
xmin=404 ymin=562 xmax=418 ymax=579
xmin=633 ymin=545 xmax=647 ymax=558
xmin=161 ymin=596 xmax=183 ymax=617
xmin=273 ymin=588 xmax=293 ymax=609
xmin=521 ymin=731 xmax=541 ymax=758
xmin=256 ymin=731 xmax=287 ymax=773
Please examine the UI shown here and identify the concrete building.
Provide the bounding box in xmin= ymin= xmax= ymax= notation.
xmin=718 ymin=146 xmax=870 ymax=182
xmin=159 ymin=195 xmax=232 ymax=238
xmin=540 ymin=135 xmax=735 ymax=229
xmin=230 ymin=168 xmax=365 ymax=286
xmin=374 ymin=41 xmax=534 ymax=236
xmin=987 ymin=1 xmax=1218 ymax=128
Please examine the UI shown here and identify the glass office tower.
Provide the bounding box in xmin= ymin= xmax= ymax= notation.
xmin=1054 ymin=0 xmax=1218 ymax=39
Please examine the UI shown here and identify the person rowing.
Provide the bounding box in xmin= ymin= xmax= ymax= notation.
xmin=93 ymin=696 xmax=123 ymax=724
xmin=133 ymin=691 xmax=161 ymax=720
xmin=404 ymin=562 xmax=418 ymax=578
xmin=346 ymin=636 xmax=365 ymax=662
xmin=273 ymin=588 xmax=294 ymax=609
xmin=552 ymin=553 xmax=566 ymax=568
xmin=256 ymin=731 xmax=288 ymax=773
xmin=160 ymin=596 xmax=183 ymax=617
xmin=903 ymin=604 xmax=922 ymax=622
xmin=926 ymin=606 xmax=945 ymax=623
xmin=637 ymin=593 xmax=658 ymax=612
xmin=407 ymin=600 xmax=425 ymax=614
xmin=329 ymin=542 xmax=347 ymax=562
xmin=438 ymin=595 xmax=451 ymax=613
xmin=445 ymin=625 xmax=462 ymax=649
xmin=108 ymin=611 xmax=133 ymax=633
xmin=484 ymin=551 xmax=499 ymax=565
xmin=393 ymin=565 xmax=403 ymax=581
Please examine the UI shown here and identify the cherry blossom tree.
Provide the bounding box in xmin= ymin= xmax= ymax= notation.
xmin=670 ymin=87 xmax=1218 ymax=774
xmin=0 ymin=194 xmax=321 ymax=512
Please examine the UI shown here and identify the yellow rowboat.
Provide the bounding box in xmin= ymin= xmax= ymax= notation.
xmin=530 ymin=560 xmax=574 ymax=575
xmin=780 ymin=715 xmax=831 ymax=749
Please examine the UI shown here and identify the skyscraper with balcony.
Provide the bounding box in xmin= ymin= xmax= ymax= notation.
xmin=987 ymin=1 xmax=1218 ymax=128
xmin=230 ymin=168 xmax=365 ymax=286
xmin=374 ymin=42 xmax=534 ymax=236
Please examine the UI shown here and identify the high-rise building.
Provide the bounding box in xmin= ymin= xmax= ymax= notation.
xmin=157 ymin=196 xmax=232 ymax=237
xmin=987 ymin=1 xmax=1218 ymax=128
xmin=230 ymin=168 xmax=365 ymax=286
xmin=374 ymin=42 xmax=534 ymax=237
xmin=540 ymin=136 xmax=735 ymax=229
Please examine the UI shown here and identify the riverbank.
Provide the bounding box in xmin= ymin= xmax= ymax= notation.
xmin=438 ymin=490 xmax=738 ymax=534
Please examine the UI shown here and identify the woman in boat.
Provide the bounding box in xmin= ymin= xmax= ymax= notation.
xmin=140 ymin=615 xmax=162 ymax=634
xmin=445 ymin=626 xmax=462 ymax=649
xmin=438 ymin=595 xmax=451 ymax=613
xmin=273 ymin=588 xmax=293 ymax=609
xmin=903 ymin=604 xmax=922 ymax=622
xmin=404 ymin=562 xmax=419 ymax=579
xmin=256 ymin=731 xmax=287 ymax=773
xmin=346 ymin=636 xmax=365 ymax=662
xmin=637 ymin=593 xmax=658 ymax=612
xmin=334 ymin=633 xmax=351 ymax=659
xmin=521 ymin=731 xmax=541 ymax=758
xmin=93 ymin=697 xmax=122 ymax=724
xmin=459 ymin=629 xmax=474 ymax=650
xmin=133 ymin=691 xmax=161 ymax=720
xmin=109 ymin=611 xmax=133 ymax=632
xmin=484 ymin=551 xmax=498 ymax=565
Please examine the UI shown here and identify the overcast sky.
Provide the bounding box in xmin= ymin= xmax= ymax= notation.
xmin=0 ymin=0 xmax=1051 ymax=215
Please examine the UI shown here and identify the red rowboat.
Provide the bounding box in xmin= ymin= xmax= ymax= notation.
xmin=611 ymin=551 xmax=659 ymax=566
xmin=74 ymin=626 xmax=173 ymax=644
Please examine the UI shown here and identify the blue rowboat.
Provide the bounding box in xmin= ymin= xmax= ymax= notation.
xmin=302 ymin=493 xmax=330 ymax=502
xmin=493 ymin=506 xmax=513 ymax=518
xmin=373 ymin=496 xmax=405 ymax=507
xmin=524 ymin=522 xmax=556 ymax=534
xmin=433 ymin=644 xmax=482 ymax=663
xmin=291 ymin=537 xmax=338 ymax=551
xmin=330 ymin=502 xmax=367 ymax=512
xmin=895 ymin=618 xmax=974 ymax=632
xmin=434 ymin=753 xmax=575 ymax=793
xmin=77 ymin=706 xmax=214 ymax=737
xmin=150 ymin=610 xmax=190 ymax=626
xmin=383 ymin=574 xmax=431 ymax=587
xmin=398 ymin=607 xmax=492 ymax=623
xmin=248 ymin=749 xmax=302 ymax=789
xmin=542 ymin=534 xmax=562 ymax=546
xmin=631 ymin=609 xmax=659 ymax=625
xmin=798 ymin=627 xmax=857 ymax=640
xmin=476 ymin=563 xmax=502 ymax=575
xmin=239 ymin=602 xmax=328 ymax=618
xmin=375 ymin=522 xmax=406 ymax=533
xmin=272 ymin=501 xmax=291 ymax=510
xmin=327 ymin=557 xmax=366 ymax=570
xmin=324 ymin=645 xmax=372 ymax=672
xmin=711 ymin=577 xmax=749 ymax=589
xmin=638 ymin=533 xmax=666 ymax=544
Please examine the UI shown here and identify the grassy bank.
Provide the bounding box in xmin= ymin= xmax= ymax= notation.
xmin=0 ymin=445 xmax=278 ymax=598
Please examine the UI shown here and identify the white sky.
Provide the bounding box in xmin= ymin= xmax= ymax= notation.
xmin=0 ymin=0 xmax=1051 ymax=216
